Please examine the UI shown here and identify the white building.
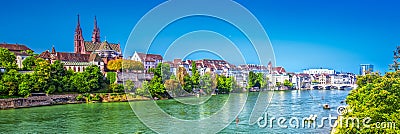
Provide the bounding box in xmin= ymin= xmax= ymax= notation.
xmin=303 ymin=68 xmax=335 ymax=75
xmin=131 ymin=51 xmax=163 ymax=70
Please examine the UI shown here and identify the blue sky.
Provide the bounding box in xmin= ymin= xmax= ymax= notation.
xmin=1 ymin=0 xmax=399 ymax=74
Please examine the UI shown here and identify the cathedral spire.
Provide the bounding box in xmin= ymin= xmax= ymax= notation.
xmin=74 ymin=14 xmax=85 ymax=54
xmin=92 ymin=16 xmax=101 ymax=43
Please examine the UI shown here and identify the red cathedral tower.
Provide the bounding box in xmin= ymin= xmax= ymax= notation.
xmin=74 ymin=14 xmax=85 ymax=54
xmin=92 ymin=16 xmax=101 ymax=43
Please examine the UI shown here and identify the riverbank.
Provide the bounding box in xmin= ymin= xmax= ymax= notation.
xmin=0 ymin=93 xmax=150 ymax=110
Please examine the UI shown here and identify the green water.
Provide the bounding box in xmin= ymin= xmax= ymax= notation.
xmin=0 ymin=90 xmax=350 ymax=133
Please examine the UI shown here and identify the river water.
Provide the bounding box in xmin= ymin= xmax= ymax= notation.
xmin=0 ymin=90 xmax=350 ymax=133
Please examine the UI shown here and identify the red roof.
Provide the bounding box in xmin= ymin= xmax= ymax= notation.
xmin=136 ymin=52 xmax=163 ymax=62
xmin=0 ymin=43 xmax=33 ymax=56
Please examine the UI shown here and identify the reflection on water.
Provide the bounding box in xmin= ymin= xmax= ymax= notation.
xmin=0 ymin=90 xmax=349 ymax=133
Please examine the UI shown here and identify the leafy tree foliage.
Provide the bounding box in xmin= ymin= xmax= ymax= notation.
xmin=0 ymin=48 xmax=17 ymax=70
xmin=22 ymin=56 xmax=36 ymax=70
xmin=122 ymin=59 xmax=144 ymax=71
xmin=124 ymin=80 xmax=135 ymax=92
xmin=191 ymin=61 xmax=200 ymax=89
xmin=216 ymin=75 xmax=233 ymax=93
xmin=334 ymin=72 xmax=400 ymax=133
xmin=247 ymin=71 xmax=267 ymax=89
xmin=183 ymin=75 xmax=192 ymax=93
xmin=106 ymin=72 xmax=117 ymax=84
xmin=283 ymin=79 xmax=293 ymax=88
xmin=107 ymin=59 xmax=122 ymax=71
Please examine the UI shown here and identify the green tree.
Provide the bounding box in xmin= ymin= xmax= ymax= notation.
xmin=71 ymin=72 xmax=90 ymax=93
xmin=247 ymin=71 xmax=257 ymax=88
xmin=334 ymin=72 xmax=400 ymax=133
xmin=191 ymin=61 xmax=200 ymax=89
xmin=18 ymin=73 xmax=33 ymax=97
xmin=256 ymin=73 xmax=267 ymax=89
xmin=109 ymin=83 xmax=124 ymax=93
xmin=22 ymin=56 xmax=36 ymax=70
xmin=83 ymin=65 xmax=105 ymax=91
xmin=0 ymin=69 xmax=20 ymax=96
xmin=0 ymin=48 xmax=17 ymax=70
xmin=31 ymin=58 xmax=51 ymax=93
xmin=107 ymin=72 xmax=117 ymax=84
xmin=199 ymin=73 xmax=213 ymax=94
xmin=283 ymin=79 xmax=293 ymax=88
xmin=49 ymin=60 xmax=66 ymax=93
xmin=183 ymin=75 xmax=192 ymax=93
xmin=124 ymin=80 xmax=135 ymax=92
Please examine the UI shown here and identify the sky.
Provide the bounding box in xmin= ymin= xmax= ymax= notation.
xmin=1 ymin=0 xmax=399 ymax=74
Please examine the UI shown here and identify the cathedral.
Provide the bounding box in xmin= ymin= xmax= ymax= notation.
xmin=38 ymin=15 xmax=122 ymax=72
xmin=74 ymin=15 xmax=122 ymax=64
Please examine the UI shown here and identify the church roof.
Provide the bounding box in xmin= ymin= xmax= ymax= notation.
xmin=84 ymin=41 xmax=121 ymax=52
xmin=38 ymin=51 xmax=102 ymax=62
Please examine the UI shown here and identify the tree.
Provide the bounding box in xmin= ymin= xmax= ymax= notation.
xmin=31 ymin=58 xmax=51 ymax=93
xmin=164 ymin=79 xmax=181 ymax=97
xmin=0 ymin=48 xmax=17 ymax=70
xmin=107 ymin=59 xmax=122 ymax=71
xmin=247 ymin=71 xmax=257 ymax=88
xmin=334 ymin=71 xmax=400 ymax=133
xmin=216 ymin=75 xmax=233 ymax=94
xmin=18 ymin=73 xmax=33 ymax=97
xmin=83 ymin=65 xmax=105 ymax=91
xmin=71 ymin=72 xmax=90 ymax=93
xmin=106 ymin=72 xmax=117 ymax=84
xmin=283 ymin=79 xmax=293 ymax=88
xmin=183 ymin=75 xmax=192 ymax=93
xmin=49 ymin=60 xmax=66 ymax=93
xmin=124 ymin=80 xmax=135 ymax=92
xmin=109 ymin=83 xmax=124 ymax=93
xmin=199 ymin=73 xmax=213 ymax=94
xmin=177 ymin=67 xmax=187 ymax=86
xmin=0 ymin=69 xmax=20 ymax=96
xmin=122 ymin=60 xmax=144 ymax=71
xmin=190 ymin=61 xmax=200 ymax=89
xmin=256 ymin=73 xmax=267 ymax=89
xmin=22 ymin=56 xmax=36 ymax=70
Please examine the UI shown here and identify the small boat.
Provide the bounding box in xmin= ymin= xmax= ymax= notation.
xmin=323 ymin=104 xmax=330 ymax=109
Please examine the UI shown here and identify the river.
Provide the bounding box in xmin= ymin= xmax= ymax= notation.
xmin=0 ymin=90 xmax=350 ymax=133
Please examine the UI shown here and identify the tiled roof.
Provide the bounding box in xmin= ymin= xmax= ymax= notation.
xmin=0 ymin=43 xmax=32 ymax=51
xmin=84 ymin=41 xmax=121 ymax=52
xmin=0 ymin=43 xmax=33 ymax=56
xmin=136 ymin=52 xmax=163 ymax=62
xmin=38 ymin=51 xmax=102 ymax=62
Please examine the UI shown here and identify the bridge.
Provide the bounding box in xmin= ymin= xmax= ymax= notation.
xmin=311 ymin=84 xmax=357 ymax=90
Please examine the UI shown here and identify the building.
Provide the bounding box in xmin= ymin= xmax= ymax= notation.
xmin=131 ymin=51 xmax=163 ymax=70
xmin=360 ymin=64 xmax=373 ymax=76
xmin=0 ymin=43 xmax=33 ymax=68
xmin=38 ymin=47 xmax=104 ymax=72
xmin=73 ymin=15 xmax=122 ymax=65
xmin=303 ymin=68 xmax=335 ymax=75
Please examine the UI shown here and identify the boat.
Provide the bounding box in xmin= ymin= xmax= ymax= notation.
xmin=323 ymin=104 xmax=330 ymax=109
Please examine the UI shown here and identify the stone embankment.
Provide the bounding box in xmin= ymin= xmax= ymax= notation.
xmin=0 ymin=94 xmax=80 ymax=109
